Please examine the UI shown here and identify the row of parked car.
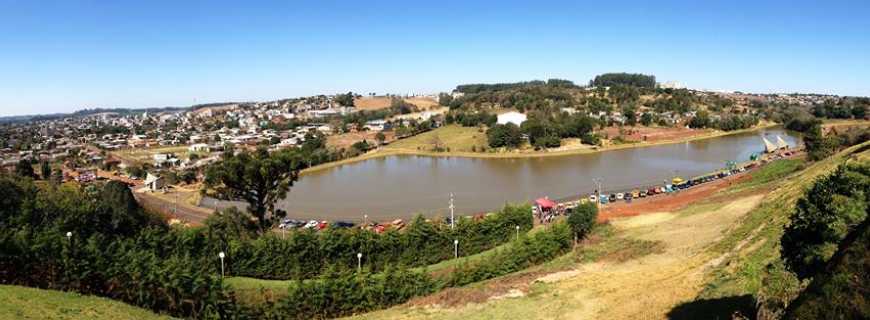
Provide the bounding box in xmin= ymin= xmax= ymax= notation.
xmin=278 ymin=218 xmax=407 ymax=233
xmin=580 ymin=166 xmax=749 ymax=205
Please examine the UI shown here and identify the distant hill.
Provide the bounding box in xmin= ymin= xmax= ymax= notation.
xmin=0 ymin=106 xmax=190 ymax=124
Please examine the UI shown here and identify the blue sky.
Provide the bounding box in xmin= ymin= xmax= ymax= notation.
xmin=1 ymin=0 xmax=869 ymax=116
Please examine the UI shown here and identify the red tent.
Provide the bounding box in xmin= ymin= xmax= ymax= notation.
xmin=535 ymin=197 xmax=557 ymax=209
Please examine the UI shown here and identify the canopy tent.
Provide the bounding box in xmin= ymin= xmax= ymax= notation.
xmin=763 ymin=137 xmax=778 ymax=153
xmin=776 ymin=136 xmax=789 ymax=149
xmin=535 ymin=197 xmax=557 ymax=209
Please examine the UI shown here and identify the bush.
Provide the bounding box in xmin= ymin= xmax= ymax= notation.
xmin=445 ymin=223 xmax=572 ymax=286
xmin=224 ymin=205 xmax=534 ymax=280
xmin=486 ymin=123 xmax=522 ymax=148
xmin=780 ymin=162 xmax=870 ymax=279
xmin=568 ymin=202 xmax=598 ymax=242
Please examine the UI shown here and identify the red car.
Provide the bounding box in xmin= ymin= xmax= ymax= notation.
xmin=316 ymin=221 xmax=329 ymax=230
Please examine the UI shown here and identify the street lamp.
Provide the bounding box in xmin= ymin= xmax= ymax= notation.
xmin=357 ymin=252 xmax=363 ymax=272
xmin=515 ymin=225 xmax=520 ymax=240
xmin=453 ymin=239 xmax=459 ymax=259
xmin=364 ymin=214 xmax=368 ymax=226
xmin=66 ymin=231 xmax=72 ymax=240
xmin=218 ymin=251 xmax=225 ymax=278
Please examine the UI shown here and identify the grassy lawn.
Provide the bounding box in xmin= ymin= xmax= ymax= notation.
xmin=112 ymin=146 xmax=195 ymax=164
xmin=224 ymin=277 xmax=303 ymax=305
xmin=385 ymin=125 xmax=488 ymax=153
xmin=0 ymin=285 xmax=173 ymax=320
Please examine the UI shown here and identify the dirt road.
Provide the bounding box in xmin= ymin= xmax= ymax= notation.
xmin=134 ymin=189 xmax=213 ymax=225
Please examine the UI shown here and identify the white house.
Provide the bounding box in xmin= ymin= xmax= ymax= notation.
xmin=188 ymin=143 xmax=210 ymax=153
xmin=144 ymin=173 xmax=165 ymax=192
xmin=497 ymin=111 xmax=527 ymax=126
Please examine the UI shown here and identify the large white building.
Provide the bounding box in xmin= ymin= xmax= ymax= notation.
xmin=497 ymin=111 xmax=527 ymax=126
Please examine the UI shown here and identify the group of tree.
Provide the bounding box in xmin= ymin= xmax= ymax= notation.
xmin=590 ymin=73 xmax=656 ymax=88
xmin=334 ymin=92 xmax=356 ymax=107
xmin=775 ymin=161 xmax=870 ymax=318
xmin=687 ymin=110 xmax=759 ymax=131
xmin=445 ymin=110 xmax=497 ymax=127
xmin=486 ymin=123 xmax=522 ymax=148
xmin=454 ymin=79 xmax=576 ymax=94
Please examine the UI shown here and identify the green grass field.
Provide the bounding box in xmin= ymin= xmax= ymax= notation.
xmin=0 ymin=285 xmax=172 ymax=320
xmin=385 ymin=125 xmax=488 ymax=152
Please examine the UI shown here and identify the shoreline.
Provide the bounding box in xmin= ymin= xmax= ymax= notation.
xmin=301 ymin=123 xmax=779 ymax=176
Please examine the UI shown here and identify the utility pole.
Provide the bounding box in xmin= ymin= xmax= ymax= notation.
xmin=592 ymin=178 xmax=603 ymax=209
xmin=449 ymin=193 xmax=455 ymax=230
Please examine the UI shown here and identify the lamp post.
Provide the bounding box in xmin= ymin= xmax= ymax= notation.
xmin=453 ymin=239 xmax=459 ymax=259
xmin=364 ymin=214 xmax=368 ymax=226
xmin=357 ymin=252 xmax=363 ymax=272
xmin=592 ymin=178 xmax=603 ymax=209
xmin=218 ymin=251 xmax=225 ymax=278
xmin=515 ymin=225 xmax=520 ymax=240
xmin=66 ymin=231 xmax=72 ymax=241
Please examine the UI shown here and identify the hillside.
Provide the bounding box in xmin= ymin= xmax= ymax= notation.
xmin=0 ymin=285 xmax=172 ymax=320
xmin=349 ymin=143 xmax=869 ymax=319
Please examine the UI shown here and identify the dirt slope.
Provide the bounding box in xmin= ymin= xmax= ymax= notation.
xmin=350 ymin=194 xmax=765 ymax=320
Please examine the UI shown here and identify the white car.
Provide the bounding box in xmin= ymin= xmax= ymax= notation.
xmin=616 ymin=193 xmax=624 ymax=200
xmin=589 ymin=194 xmax=598 ymax=202
xmin=303 ymin=220 xmax=319 ymax=229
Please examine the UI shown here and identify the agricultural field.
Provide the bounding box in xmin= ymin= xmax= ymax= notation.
xmin=0 ymin=285 xmax=172 ymax=320
xmin=353 ymin=96 xmax=440 ymax=111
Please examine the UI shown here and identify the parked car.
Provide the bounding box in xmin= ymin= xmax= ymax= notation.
xmin=631 ymin=190 xmax=640 ymax=198
xmin=609 ymin=194 xmax=617 ymax=202
xmin=589 ymin=194 xmax=598 ymax=203
xmin=303 ymin=220 xmax=319 ymax=229
xmin=333 ymin=221 xmax=355 ymax=228
xmin=391 ymin=219 xmax=406 ymax=230
xmin=639 ymin=190 xmax=647 ymax=198
xmin=316 ymin=221 xmax=329 ymax=230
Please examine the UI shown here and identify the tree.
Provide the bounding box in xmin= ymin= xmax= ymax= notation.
xmin=688 ymin=111 xmax=711 ymax=129
xmin=622 ymin=104 xmax=638 ymax=126
xmin=203 ymin=147 xmax=304 ymax=231
xmin=852 ymin=105 xmax=867 ymax=119
xmin=567 ymin=202 xmax=598 ymax=244
xmin=438 ymin=93 xmax=453 ymax=106
xmin=487 ymin=123 xmax=522 ymax=148
xmin=803 ymin=125 xmax=838 ymax=161
xmin=205 ymin=207 xmax=259 ymax=243
xmin=40 ymin=161 xmax=51 ymax=180
xmin=780 ymin=162 xmax=869 ymax=279
xmin=375 ymin=132 xmax=386 ymax=145
xmin=14 ymin=159 xmax=35 ymax=178
xmin=335 ymin=92 xmax=355 ymax=107
xmin=97 ymin=180 xmax=153 ymax=235
xmin=640 ymin=113 xmax=654 ymax=126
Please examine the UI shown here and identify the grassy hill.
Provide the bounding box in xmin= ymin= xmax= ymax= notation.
xmin=0 ymin=285 xmax=172 ymax=320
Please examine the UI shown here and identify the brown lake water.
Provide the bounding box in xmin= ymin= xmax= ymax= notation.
xmin=204 ymin=128 xmax=799 ymax=221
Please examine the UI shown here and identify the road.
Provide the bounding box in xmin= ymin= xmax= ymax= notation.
xmin=134 ymin=189 xmax=213 ymax=225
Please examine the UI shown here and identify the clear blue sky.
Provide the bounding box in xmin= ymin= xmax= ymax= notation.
xmin=2 ymin=0 xmax=869 ymax=116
